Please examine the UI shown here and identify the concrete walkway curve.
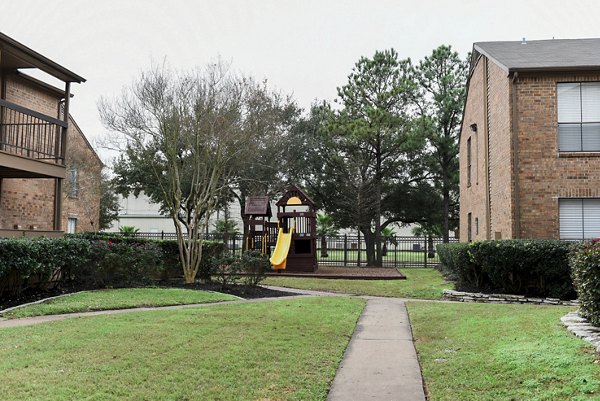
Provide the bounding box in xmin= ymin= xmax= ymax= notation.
xmin=0 ymin=286 xmax=428 ymax=401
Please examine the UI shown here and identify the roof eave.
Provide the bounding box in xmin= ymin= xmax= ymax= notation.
xmin=507 ymin=66 xmax=600 ymax=73
xmin=0 ymin=32 xmax=86 ymax=83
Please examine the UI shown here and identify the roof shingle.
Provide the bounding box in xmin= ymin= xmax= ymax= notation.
xmin=474 ymin=38 xmax=600 ymax=72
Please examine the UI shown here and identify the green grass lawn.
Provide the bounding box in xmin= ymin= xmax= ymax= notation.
xmin=263 ymin=267 xmax=452 ymax=299
xmin=317 ymin=248 xmax=440 ymax=264
xmin=0 ymin=296 xmax=365 ymax=401
xmin=1 ymin=288 xmax=238 ymax=319
xmin=406 ymin=302 xmax=600 ymax=401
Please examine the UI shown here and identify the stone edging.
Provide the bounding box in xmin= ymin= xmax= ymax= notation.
xmin=561 ymin=311 xmax=600 ymax=353
xmin=442 ymin=289 xmax=579 ymax=307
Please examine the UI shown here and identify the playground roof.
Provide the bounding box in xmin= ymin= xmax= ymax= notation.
xmin=276 ymin=184 xmax=316 ymax=208
xmin=244 ymin=196 xmax=272 ymax=217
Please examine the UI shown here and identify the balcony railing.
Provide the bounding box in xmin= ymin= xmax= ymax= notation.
xmin=0 ymin=99 xmax=66 ymax=164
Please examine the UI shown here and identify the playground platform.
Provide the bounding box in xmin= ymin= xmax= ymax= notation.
xmin=266 ymin=266 xmax=406 ymax=280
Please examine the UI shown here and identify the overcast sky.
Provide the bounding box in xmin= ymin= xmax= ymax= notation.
xmin=2 ymin=0 xmax=600 ymax=163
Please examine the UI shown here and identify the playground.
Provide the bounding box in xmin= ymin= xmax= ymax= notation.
xmin=242 ymin=184 xmax=441 ymax=277
xmin=244 ymin=185 xmax=319 ymax=273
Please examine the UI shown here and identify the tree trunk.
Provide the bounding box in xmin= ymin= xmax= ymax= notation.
xmin=374 ymin=135 xmax=383 ymax=267
xmin=361 ymin=227 xmax=376 ymax=266
xmin=321 ymin=235 xmax=328 ymax=257
xmin=442 ymin=188 xmax=450 ymax=243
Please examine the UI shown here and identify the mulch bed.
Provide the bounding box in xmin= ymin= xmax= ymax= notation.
xmin=0 ymin=282 xmax=297 ymax=312
xmin=267 ymin=266 xmax=406 ymax=280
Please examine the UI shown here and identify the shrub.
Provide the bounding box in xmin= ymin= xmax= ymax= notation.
xmin=212 ymin=254 xmax=241 ymax=290
xmin=437 ymin=240 xmax=577 ymax=299
xmin=0 ymin=234 xmax=228 ymax=302
xmin=570 ymin=240 xmax=600 ymax=325
xmin=239 ymin=251 xmax=270 ymax=287
xmin=0 ymin=237 xmax=91 ymax=298
xmin=212 ymin=251 xmax=269 ymax=290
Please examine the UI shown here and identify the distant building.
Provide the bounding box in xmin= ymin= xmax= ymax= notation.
xmin=460 ymin=38 xmax=600 ymax=241
xmin=109 ymin=192 xmax=244 ymax=234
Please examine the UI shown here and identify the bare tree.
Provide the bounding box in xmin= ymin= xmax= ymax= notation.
xmin=99 ymin=61 xmax=259 ymax=283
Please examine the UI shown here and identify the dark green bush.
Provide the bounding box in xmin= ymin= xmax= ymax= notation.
xmin=437 ymin=240 xmax=577 ymax=299
xmin=0 ymin=234 xmax=227 ymax=301
xmin=239 ymin=251 xmax=270 ymax=287
xmin=570 ymin=240 xmax=600 ymax=325
xmin=0 ymin=237 xmax=91 ymax=297
xmin=212 ymin=250 xmax=270 ymax=290
xmin=212 ymin=254 xmax=241 ymax=290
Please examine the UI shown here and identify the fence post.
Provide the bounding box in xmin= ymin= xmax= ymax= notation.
xmin=233 ymin=234 xmax=237 ymax=257
xmin=424 ymin=236 xmax=428 ymax=268
xmin=357 ymin=231 xmax=361 ymax=267
xmin=394 ymin=236 xmax=398 ymax=268
xmin=343 ymin=234 xmax=348 ymax=266
xmin=161 ymin=230 xmax=164 ymax=240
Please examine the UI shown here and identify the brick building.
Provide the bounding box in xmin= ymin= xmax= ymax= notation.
xmin=0 ymin=32 xmax=101 ymax=236
xmin=460 ymin=38 xmax=600 ymax=241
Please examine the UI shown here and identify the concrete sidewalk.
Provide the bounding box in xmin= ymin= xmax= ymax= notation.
xmin=327 ymin=298 xmax=427 ymax=401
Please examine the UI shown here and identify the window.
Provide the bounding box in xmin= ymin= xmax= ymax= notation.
xmin=68 ymin=168 xmax=78 ymax=198
xmin=467 ymin=137 xmax=472 ymax=186
xmin=467 ymin=212 xmax=472 ymax=242
xmin=559 ymin=199 xmax=600 ymax=240
xmin=557 ymin=82 xmax=600 ymax=152
xmin=475 ymin=217 xmax=479 ymax=236
xmin=67 ymin=217 xmax=77 ymax=234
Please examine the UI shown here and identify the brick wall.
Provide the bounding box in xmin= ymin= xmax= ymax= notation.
xmin=460 ymin=57 xmax=515 ymax=241
xmin=516 ymin=72 xmax=600 ymax=239
xmin=4 ymin=74 xmax=60 ymax=117
xmin=0 ymin=178 xmax=55 ymax=230
xmin=61 ymin=117 xmax=102 ymax=232
xmin=487 ymin=60 xmax=513 ymax=239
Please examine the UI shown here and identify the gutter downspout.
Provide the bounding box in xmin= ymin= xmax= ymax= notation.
xmin=483 ymin=58 xmax=491 ymax=240
xmin=511 ymin=72 xmax=520 ymax=238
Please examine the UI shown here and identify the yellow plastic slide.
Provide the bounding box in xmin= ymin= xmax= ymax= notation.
xmin=270 ymin=228 xmax=293 ymax=270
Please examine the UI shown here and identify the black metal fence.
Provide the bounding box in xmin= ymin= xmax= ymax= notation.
xmin=116 ymin=231 xmax=458 ymax=268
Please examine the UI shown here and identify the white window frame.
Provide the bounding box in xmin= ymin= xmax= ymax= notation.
xmin=557 ymin=82 xmax=600 ymax=152
xmin=559 ymin=198 xmax=600 ymax=240
xmin=67 ymin=217 xmax=77 ymax=234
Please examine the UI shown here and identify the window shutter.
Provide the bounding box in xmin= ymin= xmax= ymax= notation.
xmin=557 ymin=83 xmax=581 ymax=123
xmin=582 ymin=123 xmax=600 ymax=151
xmin=582 ymin=83 xmax=600 ymax=122
xmin=558 ymin=124 xmax=582 ymax=151
xmin=559 ymin=199 xmax=583 ymax=240
xmin=583 ymin=199 xmax=600 ymax=239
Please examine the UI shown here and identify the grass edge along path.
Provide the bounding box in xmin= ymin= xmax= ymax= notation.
xmin=406 ymin=301 xmax=600 ymax=401
xmin=1 ymin=288 xmax=239 ymax=319
xmin=263 ymin=267 xmax=452 ymax=299
xmin=0 ymin=296 xmax=365 ymax=401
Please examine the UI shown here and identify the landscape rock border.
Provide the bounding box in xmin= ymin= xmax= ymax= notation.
xmin=561 ymin=311 xmax=600 ymax=354
xmin=442 ymin=289 xmax=579 ymax=307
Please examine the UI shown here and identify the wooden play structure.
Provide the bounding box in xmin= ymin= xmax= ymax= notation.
xmin=243 ymin=196 xmax=277 ymax=254
xmin=243 ymin=185 xmax=318 ymax=272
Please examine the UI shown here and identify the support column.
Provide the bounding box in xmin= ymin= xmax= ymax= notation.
xmin=54 ymin=178 xmax=62 ymax=231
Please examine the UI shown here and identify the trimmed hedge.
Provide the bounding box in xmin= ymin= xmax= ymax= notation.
xmin=570 ymin=240 xmax=600 ymax=325
xmin=437 ymin=240 xmax=577 ymax=300
xmin=0 ymin=234 xmax=226 ymax=300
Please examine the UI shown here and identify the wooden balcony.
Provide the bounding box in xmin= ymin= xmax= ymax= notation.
xmin=0 ymin=99 xmax=66 ymax=179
